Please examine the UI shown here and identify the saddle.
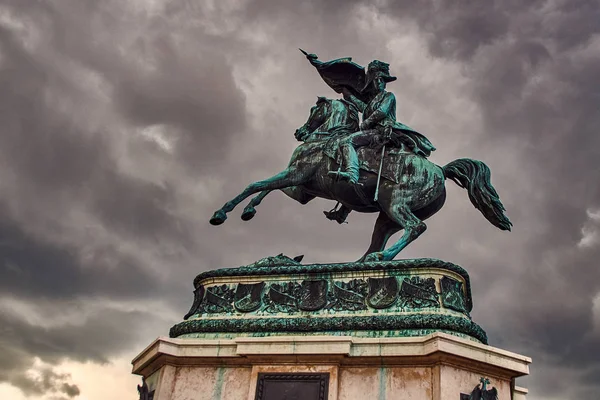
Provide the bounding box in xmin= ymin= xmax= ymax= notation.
xmin=323 ymin=135 xmax=412 ymax=184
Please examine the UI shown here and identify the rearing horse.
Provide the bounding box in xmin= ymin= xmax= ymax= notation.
xmin=210 ymin=97 xmax=511 ymax=261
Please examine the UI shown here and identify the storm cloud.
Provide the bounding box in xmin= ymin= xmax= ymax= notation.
xmin=0 ymin=0 xmax=599 ymax=399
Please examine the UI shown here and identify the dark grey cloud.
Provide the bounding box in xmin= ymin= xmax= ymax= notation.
xmin=0 ymin=212 xmax=159 ymax=300
xmin=0 ymin=0 xmax=598 ymax=399
xmin=0 ymin=0 xmax=248 ymax=396
xmin=373 ymin=1 xmax=600 ymax=398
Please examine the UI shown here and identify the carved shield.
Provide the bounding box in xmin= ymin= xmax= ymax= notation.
xmin=440 ymin=276 xmax=467 ymax=314
xmin=298 ymin=280 xmax=328 ymax=311
xmin=366 ymin=277 xmax=399 ymax=309
xmin=234 ymin=282 xmax=265 ymax=312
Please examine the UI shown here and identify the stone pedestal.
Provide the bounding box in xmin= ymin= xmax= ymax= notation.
xmin=133 ymin=257 xmax=531 ymax=399
xmin=132 ymin=333 xmax=530 ymax=400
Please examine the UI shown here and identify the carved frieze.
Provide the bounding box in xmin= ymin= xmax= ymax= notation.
xmin=263 ymin=282 xmax=301 ymax=313
xmin=175 ymin=259 xmax=482 ymax=342
xmin=199 ymin=284 xmax=235 ymax=313
xmin=185 ymin=274 xmax=469 ymax=318
xmin=398 ymin=276 xmax=440 ymax=309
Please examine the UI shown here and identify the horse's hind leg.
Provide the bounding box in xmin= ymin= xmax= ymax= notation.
xmin=365 ymin=206 xmax=426 ymax=262
xmin=210 ymin=168 xmax=311 ymax=225
xmin=359 ymin=212 xmax=400 ymax=262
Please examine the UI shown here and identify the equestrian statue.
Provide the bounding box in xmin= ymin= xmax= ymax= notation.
xmin=209 ymin=50 xmax=512 ymax=261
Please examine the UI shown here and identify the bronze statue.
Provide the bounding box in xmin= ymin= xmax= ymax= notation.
xmin=209 ymin=51 xmax=511 ymax=261
xmin=468 ymin=377 xmax=498 ymax=400
xmin=332 ymin=60 xmax=434 ymax=184
xmin=137 ymin=377 xmax=150 ymax=400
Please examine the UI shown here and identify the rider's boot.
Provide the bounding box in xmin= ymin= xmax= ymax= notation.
xmin=329 ymin=144 xmax=360 ymax=184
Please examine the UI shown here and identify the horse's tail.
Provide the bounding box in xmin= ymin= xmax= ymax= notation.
xmin=443 ymin=158 xmax=512 ymax=231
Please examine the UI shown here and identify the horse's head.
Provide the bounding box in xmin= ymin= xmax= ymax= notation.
xmin=294 ymin=97 xmax=331 ymax=141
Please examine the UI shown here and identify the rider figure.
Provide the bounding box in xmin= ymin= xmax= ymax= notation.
xmin=329 ymin=60 xmax=399 ymax=184
xmin=305 ymin=54 xmax=435 ymax=222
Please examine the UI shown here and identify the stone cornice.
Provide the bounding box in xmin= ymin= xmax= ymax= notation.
xmin=132 ymin=333 xmax=531 ymax=379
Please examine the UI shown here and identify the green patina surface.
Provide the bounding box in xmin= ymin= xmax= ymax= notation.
xmin=176 ymin=329 xmax=476 ymax=341
xmin=209 ymin=52 xmax=511 ymax=261
xmin=379 ymin=367 xmax=387 ymax=400
xmin=171 ymin=51 xmax=511 ymax=349
xmin=171 ymin=257 xmax=488 ymax=344
xmin=170 ymin=314 xmax=487 ymax=344
xmin=212 ymin=367 xmax=225 ymax=400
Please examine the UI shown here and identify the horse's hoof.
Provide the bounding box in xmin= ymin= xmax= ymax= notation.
xmin=364 ymin=252 xmax=384 ymax=262
xmin=209 ymin=210 xmax=227 ymax=226
xmin=241 ymin=207 xmax=256 ymax=221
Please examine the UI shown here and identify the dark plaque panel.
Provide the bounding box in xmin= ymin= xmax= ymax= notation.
xmin=255 ymin=373 xmax=329 ymax=400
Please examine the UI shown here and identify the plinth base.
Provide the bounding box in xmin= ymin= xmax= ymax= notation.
xmin=132 ymin=333 xmax=530 ymax=400
xmin=170 ymin=257 xmax=486 ymax=343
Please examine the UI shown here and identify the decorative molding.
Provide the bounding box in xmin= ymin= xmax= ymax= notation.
xmin=170 ymin=314 xmax=488 ymax=344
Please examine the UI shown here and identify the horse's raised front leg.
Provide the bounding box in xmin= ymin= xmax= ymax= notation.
xmin=365 ymin=206 xmax=426 ymax=262
xmin=359 ymin=212 xmax=401 ymax=262
xmin=210 ymin=168 xmax=311 ymax=225
xmin=241 ymin=190 xmax=271 ymax=221
xmin=241 ymin=186 xmax=316 ymax=221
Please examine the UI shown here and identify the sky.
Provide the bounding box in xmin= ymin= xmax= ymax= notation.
xmin=0 ymin=0 xmax=599 ymax=399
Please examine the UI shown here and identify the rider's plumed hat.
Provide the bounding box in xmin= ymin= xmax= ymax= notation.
xmin=362 ymin=60 xmax=396 ymax=92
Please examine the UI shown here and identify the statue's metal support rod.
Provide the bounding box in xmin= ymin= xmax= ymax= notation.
xmin=374 ymin=144 xmax=385 ymax=201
